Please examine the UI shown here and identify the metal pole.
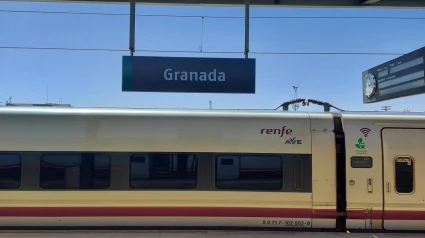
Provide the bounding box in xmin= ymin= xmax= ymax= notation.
xmin=129 ymin=0 xmax=136 ymax=56
xmin=244 ymin=0 xmax=249 ymax=59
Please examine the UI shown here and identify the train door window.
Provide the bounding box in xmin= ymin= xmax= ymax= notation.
xmin=394 ymin=157 xmax=414 ymax=194
xmin=0 ymin=154 xmax=21 ymax=189
xmin=39 ymin=153 xmax=111 ymax=189
xmin=129 ymin=153 xmax=198 ymax=189
xmin=215 ymin=155 xmax=283 ymax=191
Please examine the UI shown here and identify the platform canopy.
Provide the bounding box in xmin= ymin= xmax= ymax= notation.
xmin=5 ymin=0 xmax=425 ymax=8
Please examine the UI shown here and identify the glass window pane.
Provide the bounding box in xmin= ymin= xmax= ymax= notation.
xmin=215 ymin=155 xmax=283 ymax=191
xmin=0 ymin=154 xmax=21 ymax=189
xmin=395 ymin=157 xmax=414 ymax=193
xmin=293 ymin=157 xmax=303 ymax=190
xmin=130 ymin=153 xmax=198 ymax=189
xmin=40 ymin=153 xmax=110 ymax=189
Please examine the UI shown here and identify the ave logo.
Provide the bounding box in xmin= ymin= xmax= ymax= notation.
xmin=285 ymin=137 xmax=302 ymax=145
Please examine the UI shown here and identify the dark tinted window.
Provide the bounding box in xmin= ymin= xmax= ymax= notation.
xmin=130 ymin=153 xmax=198 ymax=189
xmin=0 ymin=154 xmax=21 ymax=189
xmin=293 ymin=156 xmax=303 ymax=190
xmin=221 ymin=159 xmax=233 ymax=165
xmin=215 ymin=155 xmax=283 ymax=191
xmin=395 ymin=157 xmax=414 ymax=193
xmin=40 ymin=153 xmax=111 ymax=189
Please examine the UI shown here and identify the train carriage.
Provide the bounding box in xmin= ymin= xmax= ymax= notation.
xmin=0 ymin=106 xmax=424 ymax=231
xmin=342 ymin=112 xmax=425 ymax=231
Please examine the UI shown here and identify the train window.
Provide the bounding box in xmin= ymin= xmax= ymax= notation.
xmin=0 ymin=154 xmax=21 ymax=189
xmin=215 ymin=155 xmax=283 ymax=191
xmin=293 ymin=156 xmax=303 ymax=190
xmin=39 ymin=153 xmax=111 ymax=190
xmin=395 ymin=157 xmax=414 ymax=193
xmin=129 ymin=153 xmax=198 ymax=189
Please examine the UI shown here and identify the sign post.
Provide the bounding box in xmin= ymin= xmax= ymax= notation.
xmin=244 ymin=0 xmax=249 ymax=59
xmin=129 ymin=0 xmax=136 ymax=56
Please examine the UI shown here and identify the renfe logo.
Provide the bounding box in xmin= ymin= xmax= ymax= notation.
xmin=261 ymin=127 xmax=293 ymax=138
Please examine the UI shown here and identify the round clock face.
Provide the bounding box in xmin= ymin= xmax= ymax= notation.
xmin=364 ymin=73 xmax=377 ymax=98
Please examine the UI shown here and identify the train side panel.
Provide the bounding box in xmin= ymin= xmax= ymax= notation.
xmin=310 ymin=114 xmax=338 ymax=229
xmin=382 ymin=128 xmax=425 ymax=230
xmin=0 ymin=191 xmax=313 ymax=227
xmin=0 ymin=109 xmax=311 ymax=154
xmin=0 ymin=108 xmax=318 ymax=228
xmin=342 ymin=113 xmax=425 ymax=231
xmin=342 ymin=114 xmax=384 ymax=230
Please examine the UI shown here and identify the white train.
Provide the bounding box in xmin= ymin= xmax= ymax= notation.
xmin=0 ymin=106 xmax=424 ymax=231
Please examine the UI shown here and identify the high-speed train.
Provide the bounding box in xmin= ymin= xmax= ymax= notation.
xmin=0 ymin=106 xmax=424 ymax=231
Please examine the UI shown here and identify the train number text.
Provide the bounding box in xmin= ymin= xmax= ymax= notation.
xmin=262 ymin=220 xmax=311 ymax=227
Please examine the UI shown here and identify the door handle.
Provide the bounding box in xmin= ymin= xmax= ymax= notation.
xmin=367 ymin=178 xmax=373 ymax=193
xmin=386 ymin=181 xmax=391 ymax=193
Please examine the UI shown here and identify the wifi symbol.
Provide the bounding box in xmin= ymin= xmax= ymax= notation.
xmin=360 ymin=128 xmax=371 ymax=137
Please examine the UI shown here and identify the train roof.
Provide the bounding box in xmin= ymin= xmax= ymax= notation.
xmin=338 ymin=111 xmax=425 ymax=121
xmin=0 ymin=106 xmax=424 ymax=119
xmin=0 ymin=106 xmax=313 ymax=118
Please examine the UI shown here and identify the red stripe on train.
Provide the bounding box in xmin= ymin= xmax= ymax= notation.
xmin=0 ymin=207 xmax=335 ymax=218
xmin=383 ymin=211 xmax=425 ymax=220
xmin=347 ymin=210 xmax=382 ymax=220
xmin=2 ymin=207 xmax=420 ymax=220
xmin=347 ymin=210 xmax=425 ymax=220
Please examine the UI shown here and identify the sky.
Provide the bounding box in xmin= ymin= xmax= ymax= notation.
xmin=0 ymin=1 xmax=425 ymax=112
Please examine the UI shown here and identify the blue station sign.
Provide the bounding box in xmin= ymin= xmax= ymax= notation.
xmin=122 ymin=56 xmax=256 ymax=94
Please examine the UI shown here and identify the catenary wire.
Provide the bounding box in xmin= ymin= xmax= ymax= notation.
xmin=0 ymin=9 xmax=413 ymax=56
xmin=0 ymin=46 xmax=405 ymax=56
xmin=1 ymin=9 xmax=425 ymax=20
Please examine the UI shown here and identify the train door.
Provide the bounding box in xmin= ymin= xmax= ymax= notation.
xmin=382 ymin=128 xmax=425 ymax=230
xmin=216 ymin=156 xmax=240 ymax=180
